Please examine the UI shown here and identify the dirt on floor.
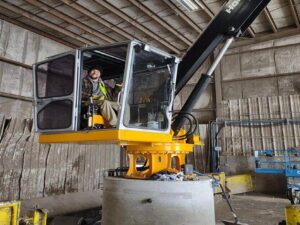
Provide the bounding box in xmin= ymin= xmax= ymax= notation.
xmin=215 ymin=193 xmax=290 ymax=225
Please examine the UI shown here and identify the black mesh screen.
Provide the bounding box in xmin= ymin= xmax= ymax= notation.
xmin=37 ymin=100 xmax=73 ymax=130
xmin=36 ymin=54 xmax=75 ymax=98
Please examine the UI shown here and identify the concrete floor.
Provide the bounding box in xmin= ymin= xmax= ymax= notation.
xmin=215 ymin=193 xmax=289 ymax=225
xmin=48 ymin=193 xmax=289 ymax=225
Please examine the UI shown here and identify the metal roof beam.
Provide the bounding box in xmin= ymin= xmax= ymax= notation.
xmin=232 ymin=27 xmax=300 ymax=48
xmin=94 ymin=0 xmax=181 ymax=54
xmin=162 ymin=0 xmax=202 ymax=33
xmin=247 ymin=26 xmax=256 ymax=38
xmin=59 ymin=0 xmax=133 ymax=41
xmin=25 ymin=0 xmax=116 ymax=43
xmin=0 ymin=13 xmax=78 ymax=48
xmin=0 ymin=1 xmax=95 ymax=46
xmin=288 ymin=0 xmax=300 ymax=27
xmin=127 ymin=0 xmax=192 ymax=46
xmin=263 ymin=7 xmax=277 ymax=32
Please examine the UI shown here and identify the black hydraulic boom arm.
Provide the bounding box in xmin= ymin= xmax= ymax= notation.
xmin=172 ymin=0 xmax=271 ymax=134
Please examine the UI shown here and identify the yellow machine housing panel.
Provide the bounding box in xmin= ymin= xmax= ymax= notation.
xmin=39 ymin=129 xmax=173 ymax=144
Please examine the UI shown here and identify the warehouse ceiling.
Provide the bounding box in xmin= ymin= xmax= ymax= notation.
xmin=0 ymin=0 xmax=299 ymax=55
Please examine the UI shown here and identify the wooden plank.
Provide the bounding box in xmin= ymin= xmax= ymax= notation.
xmin=193 ymin=125 xmax=208 ymax=172
xmin=95 ymin=144 xmax=102 ymax=190
xmin=44 ymin=143 xmax=63 ymax=196
xmin=0 ymin=118 xmax=18 ymax=200
xmin=36 ymin=135 xmax=50 ymax=198
xmin=66 ymin=143 xmax=78 ymax=193
xmin=284 ymin=96 xmax=296 ymax=148
xmin=89 ymin=144 xmax=96 ymax=191
xmin=83 ymin=143 xmax=91 ymax=192
xmin=1 ymin=118 xmax=25 ymax=200
xmin=19 ymin=126 xmax=34 ymax=200
xmin=0 ymin=114 xmax=6 ymax=139
xmin=239 ymin=99 xmax=251 ymax=156
xmin=291 ymin=95 xmax=300 ymax=146
xmin=77 ymin=144 xmax=86 ymax=192
xmin=56 ymin=143 xmax=68 ymax=194
xmin=11 ymin=119 xmax=31 ymax=200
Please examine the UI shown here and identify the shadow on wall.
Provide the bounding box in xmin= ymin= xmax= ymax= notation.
xmin=294 ymin=78 xmax=300 ymax=93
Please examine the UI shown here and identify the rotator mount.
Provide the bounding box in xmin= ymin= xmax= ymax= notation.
xmin=125 ymin=129 xmax=202 ymax=179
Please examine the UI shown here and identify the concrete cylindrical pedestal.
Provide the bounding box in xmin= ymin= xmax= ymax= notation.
xmin=102 ymin=177 xmax=215 ymax=225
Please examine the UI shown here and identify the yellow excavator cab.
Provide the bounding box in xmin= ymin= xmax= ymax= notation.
xmin=33 ymin=40 xmax=180 ymax=145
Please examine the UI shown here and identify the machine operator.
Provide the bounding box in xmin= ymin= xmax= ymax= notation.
xmin=81 ymin=66 xmax=121 ymax=127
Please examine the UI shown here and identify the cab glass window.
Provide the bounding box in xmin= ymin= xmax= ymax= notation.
xmin=123 ymin=45 xmax=175 ymax=130
xmin=36 ymin=54 xmax=75 ymax=98
xmin=37 ymin=100 xmax=73 ymax=130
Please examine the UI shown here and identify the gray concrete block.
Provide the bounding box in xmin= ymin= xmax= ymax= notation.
xmin=173 ymin=95 xmax=181 ymax=111
xmin=239 ymin=40 xmax=274 ymax=53
xmin=220 ymin=54 xmax=241 ymax=81
xmin=222 ymin=81 xmax=242 ymax=100
xmin=180 ymin=83 xmax=215 ymax=109
xmin=0 ymin=21 xmax=10 ymax=57
xmin=24 ymin=32 xmax=40 ymax=65
xmin=37 ymin=37 xmax=71 ymax=62
xmin=0 ymin=63 xmax=22 ymax=95
xmin=275 ymin=45 xmax=300 ymax=74
xmin=191 ymin=110 xmax=215 ymax=123
xmin=4 ymin=24 xmax=27 ymax=62
xmin=274 ymin=33 xmax=300 ymax=47
xmin=0 ymin=97 xmax=32 ymax=119
xmin=0 ymin=19 xmax=71 ymax=64
xmin=278 ymin=75 xmax=300 ymax=95
xmin=219 ymin=156 xmax=255 ymax=175
xmin=20 ymin=68 xmax=33 ymax=97
xmin=241 ymin=49 xmax=276 ymax=77
xmin=242 ymin=78 xmax=278 ymax=98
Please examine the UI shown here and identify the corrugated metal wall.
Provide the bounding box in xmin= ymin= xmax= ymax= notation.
xmin=217 ymin=95 xmax=300 ymax=156
xmin=0 ymin=115 xmax=120 ymax=202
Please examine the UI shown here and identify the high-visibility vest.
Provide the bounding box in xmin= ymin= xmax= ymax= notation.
xmin=99 ymin=81 xmax=108 ymax=100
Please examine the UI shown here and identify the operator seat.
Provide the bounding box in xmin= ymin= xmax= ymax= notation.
xmin=81 ymin=97 xmax=107 ymax=129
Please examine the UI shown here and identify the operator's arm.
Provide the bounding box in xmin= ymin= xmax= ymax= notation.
xmin=111 ymin=82 xmax=122 ymax=101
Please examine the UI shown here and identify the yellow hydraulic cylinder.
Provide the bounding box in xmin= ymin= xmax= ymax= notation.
xmin=285 ymin=205 xmax=300 ymax=225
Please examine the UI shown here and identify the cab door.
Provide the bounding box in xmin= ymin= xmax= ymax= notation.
xmin=33 ymin=51 xmax=80 ymax=133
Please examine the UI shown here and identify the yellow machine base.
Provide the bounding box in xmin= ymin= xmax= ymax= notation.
xmin=40 ymin=129 xmax=201 ymax=179
xmin=126 ymin=134 xmax=198 ymax=178
xmin=39 ymin=129 xmax=173 ymax=144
